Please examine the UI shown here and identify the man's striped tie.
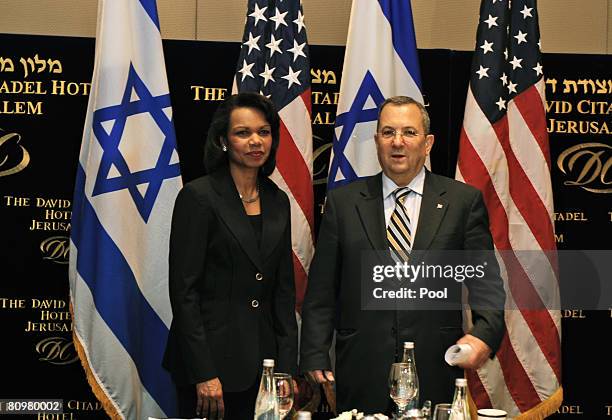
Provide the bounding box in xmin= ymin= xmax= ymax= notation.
xmin=387 ymin=187 xmax=412 ymax=262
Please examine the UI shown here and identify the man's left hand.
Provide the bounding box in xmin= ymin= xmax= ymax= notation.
xmin=455 ymin=334 xmax=491 ymax=370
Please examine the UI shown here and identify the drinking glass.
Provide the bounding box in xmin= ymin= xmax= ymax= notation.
xmin=274 ymin=373 xmax=294 ymax=419
xmin=388 ymin=362 xmax=418 ymax=417
xmin=433 ymin=403 xmax=453 ymax=420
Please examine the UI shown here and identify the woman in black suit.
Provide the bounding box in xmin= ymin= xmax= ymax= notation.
xmin=163 ymin=93 xmax=298 ymax=419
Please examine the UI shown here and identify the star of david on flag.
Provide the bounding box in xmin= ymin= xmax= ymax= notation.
xmin=69 ymin=0 xmax=181 ymax=418
xmin=328 ymin=0 xmax=425 ymax=189
xmin=92 ymin=64 xmax=180 ymax=222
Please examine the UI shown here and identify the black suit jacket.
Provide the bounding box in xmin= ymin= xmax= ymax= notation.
xmin=163 ymin=166 xmax=298 ymax=392
xmin=300 ymin=171 xmax=505 ymax=412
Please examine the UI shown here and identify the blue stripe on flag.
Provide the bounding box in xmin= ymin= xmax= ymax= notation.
xmin=328 ymin=70 xmax=386 ymax=189
xmin=377 ymin=0 xmax=422 ymax=89
xmin=72 ymin=164 xmax=176 ymax=416
xmin=139 ymin=0 xmax=161 ymax=30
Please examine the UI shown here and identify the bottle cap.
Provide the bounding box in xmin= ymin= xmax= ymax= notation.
xmin=296 ymin=411 xmax=312 ymax=420
xmin=403 ymin=341 xmax=415 ymax=349
xmin=455 ymin=378 xmax=467 ymax=386
xmin=263 ymin=359 xmax=275 ymax=367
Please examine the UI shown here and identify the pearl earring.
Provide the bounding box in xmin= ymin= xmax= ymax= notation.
xmin=222 ymin=144 xmax=227 ymax=152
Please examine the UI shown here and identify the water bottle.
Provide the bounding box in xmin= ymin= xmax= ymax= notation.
xmin=401 ymin=341 xmax=420 ymax=410
xmin=254 ymin=359 xmax=279 ymax=419
xmin=449 ymin=378 xmax=471 ymax=420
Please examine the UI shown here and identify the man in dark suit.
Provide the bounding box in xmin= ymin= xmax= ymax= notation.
xmin=300 ymin=96 xmax=505 ymax=413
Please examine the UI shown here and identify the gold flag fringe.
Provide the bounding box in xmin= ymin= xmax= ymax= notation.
xmin=70 ymin=303 xmax=122 ymax=420
xmin=515 ymin=387 xmax=563 ymax=420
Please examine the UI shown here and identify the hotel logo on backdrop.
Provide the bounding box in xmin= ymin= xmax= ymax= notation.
xmin=0 ymin=129 xmax=30 ymax=177
xmin=3 ymin=195 xmax=71 ymax=233
xmin=545 ymin=77 xmax=611 ymax=136
xmin=0 ymin=54 xmax=90 ymax=116
xmin=35 ymin=336 xmax=78 ymax=365
xmin=2 ymin=196 xmax=72 ymax=263
xmin=557 ymin=143 xmax=611 ymax=193
xmin=0 ymin=297 xmax=75 ymax=365
xmin=40 ymin=236 xmax=70 ymax=264
xmin=0 ymin=53 xmax=63 ymax=78
xmin=545 ymin=74 xmax=610 ymax=196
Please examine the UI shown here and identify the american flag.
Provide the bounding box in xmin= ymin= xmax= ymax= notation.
xmin=234 ymin=0 xmax=314 ymax=311
xmin=456 ymin=0 xmax=562 ymax=417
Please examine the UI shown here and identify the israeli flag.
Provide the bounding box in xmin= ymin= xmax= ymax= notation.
xmin=328 ymin=0 xmax=424 ymax=189
xmin=69 ymin=0 xmax=181 ymax=418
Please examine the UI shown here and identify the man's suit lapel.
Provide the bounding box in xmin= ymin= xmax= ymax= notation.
xmin=356 ymin=174 xmax=388 ymax=252
xmin=413 ymin=171 xmax=448 ymax=251
xmin=210 ymin=168 xmax=263 ymax=271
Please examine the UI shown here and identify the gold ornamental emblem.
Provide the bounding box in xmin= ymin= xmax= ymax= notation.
xmin=40 ymin=236 xmax=69 ymax=264
xmin=0 ymin=129 xmax=30 ymax=177
xmin=557 ymin=142 xmax=612 ymax=193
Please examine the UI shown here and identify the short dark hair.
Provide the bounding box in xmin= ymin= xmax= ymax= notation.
xmin=204 ymin=92 xmax=280 ymax=176
xmin=377 ymin=96 xmax=430 ymax=134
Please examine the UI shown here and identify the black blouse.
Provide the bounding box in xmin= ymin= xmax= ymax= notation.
xmin=248 ymin=214 xmax=262 ymax=248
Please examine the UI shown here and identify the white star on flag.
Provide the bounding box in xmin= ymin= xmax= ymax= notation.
xmin=282 ymin=66 xmax=301 ymax=89
xmin=509 ymin=56 xmax=523 ymax=69
xmin=265 ymin=34 xmax=283 ymax=57
xmin=238 ymin=59 xmax=255 ymax=81
xmin=520 ymin=5 xmax=533 ymax=19
xmin=293 ymin=10 xmax=306 ymax=33
xmin=500 ymin=72 xmax=508 ymax=85
xmin=259 ymin=63 xmax=276 ymax=86
xmin=514 ymin=30 xmax=527 ymax=44
xmin=507 ymin=80 xmax=517 ymax=93
xmin=484 ymin=14 xmax=498 ymax=28
xmin=476 ymin=65 xmax=490 ymax=79
xmin=243 ymin=32 xmax=261 ymax=55
xmin=270 ymin=7 xmax=289 ymax=30
xmin=249 ymin=4 xmax=268 ymax=26
xmin=480 ymin=40 xmax=494 ymax=54
xmin=287 ymin=39 xmax=307 ymax=62
xmin=495 ymin=97 xmax=506 ymax=110
xmin=533 ymin=62 xmax=544 ymax=76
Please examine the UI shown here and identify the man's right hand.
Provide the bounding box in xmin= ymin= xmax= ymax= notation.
xmin=308 ymin=370 xmax=335 ymax=383
xmin=196 ymin=377 xmax=224 ymax=419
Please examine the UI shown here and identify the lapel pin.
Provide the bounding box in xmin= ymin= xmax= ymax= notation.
xmin=437 ymin=203 xmax=443 ymax=209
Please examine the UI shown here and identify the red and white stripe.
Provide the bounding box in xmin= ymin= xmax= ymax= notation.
xmin=456 ymin=79 xmax=562 ymax=418
xmin=270 ymin=90 xmax=314 ymax=312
